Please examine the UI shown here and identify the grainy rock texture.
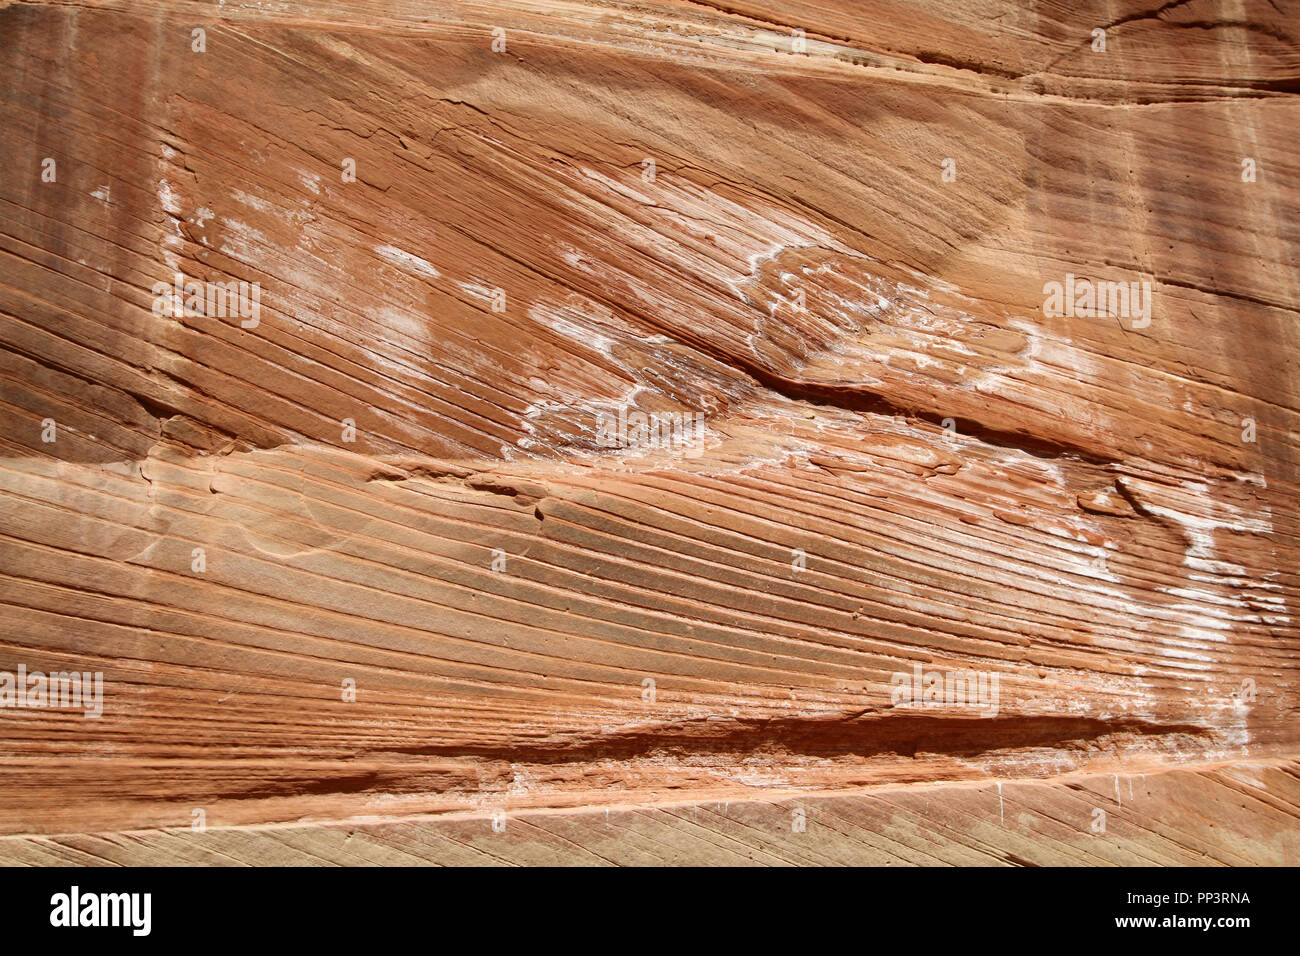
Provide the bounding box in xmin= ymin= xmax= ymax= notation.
xmin=0 ymin=0 xmax=1297 ymax=864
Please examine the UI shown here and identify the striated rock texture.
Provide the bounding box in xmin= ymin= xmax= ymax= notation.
xmin=0 ymin=0 xmax=1297 ymax=864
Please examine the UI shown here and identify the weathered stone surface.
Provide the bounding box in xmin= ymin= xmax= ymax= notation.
xmin=0 ymin=0 xmax=1296 ymax=863
xmin=2 ymin=759 xmax=1296 ymax=866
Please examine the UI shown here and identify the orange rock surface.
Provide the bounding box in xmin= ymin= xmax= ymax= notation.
xmin=0 ymin=0 xmax=1297 ymax=864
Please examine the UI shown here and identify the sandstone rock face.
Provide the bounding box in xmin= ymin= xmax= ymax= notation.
xmin=0 ymin=0 xmax=1297 ymax=864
